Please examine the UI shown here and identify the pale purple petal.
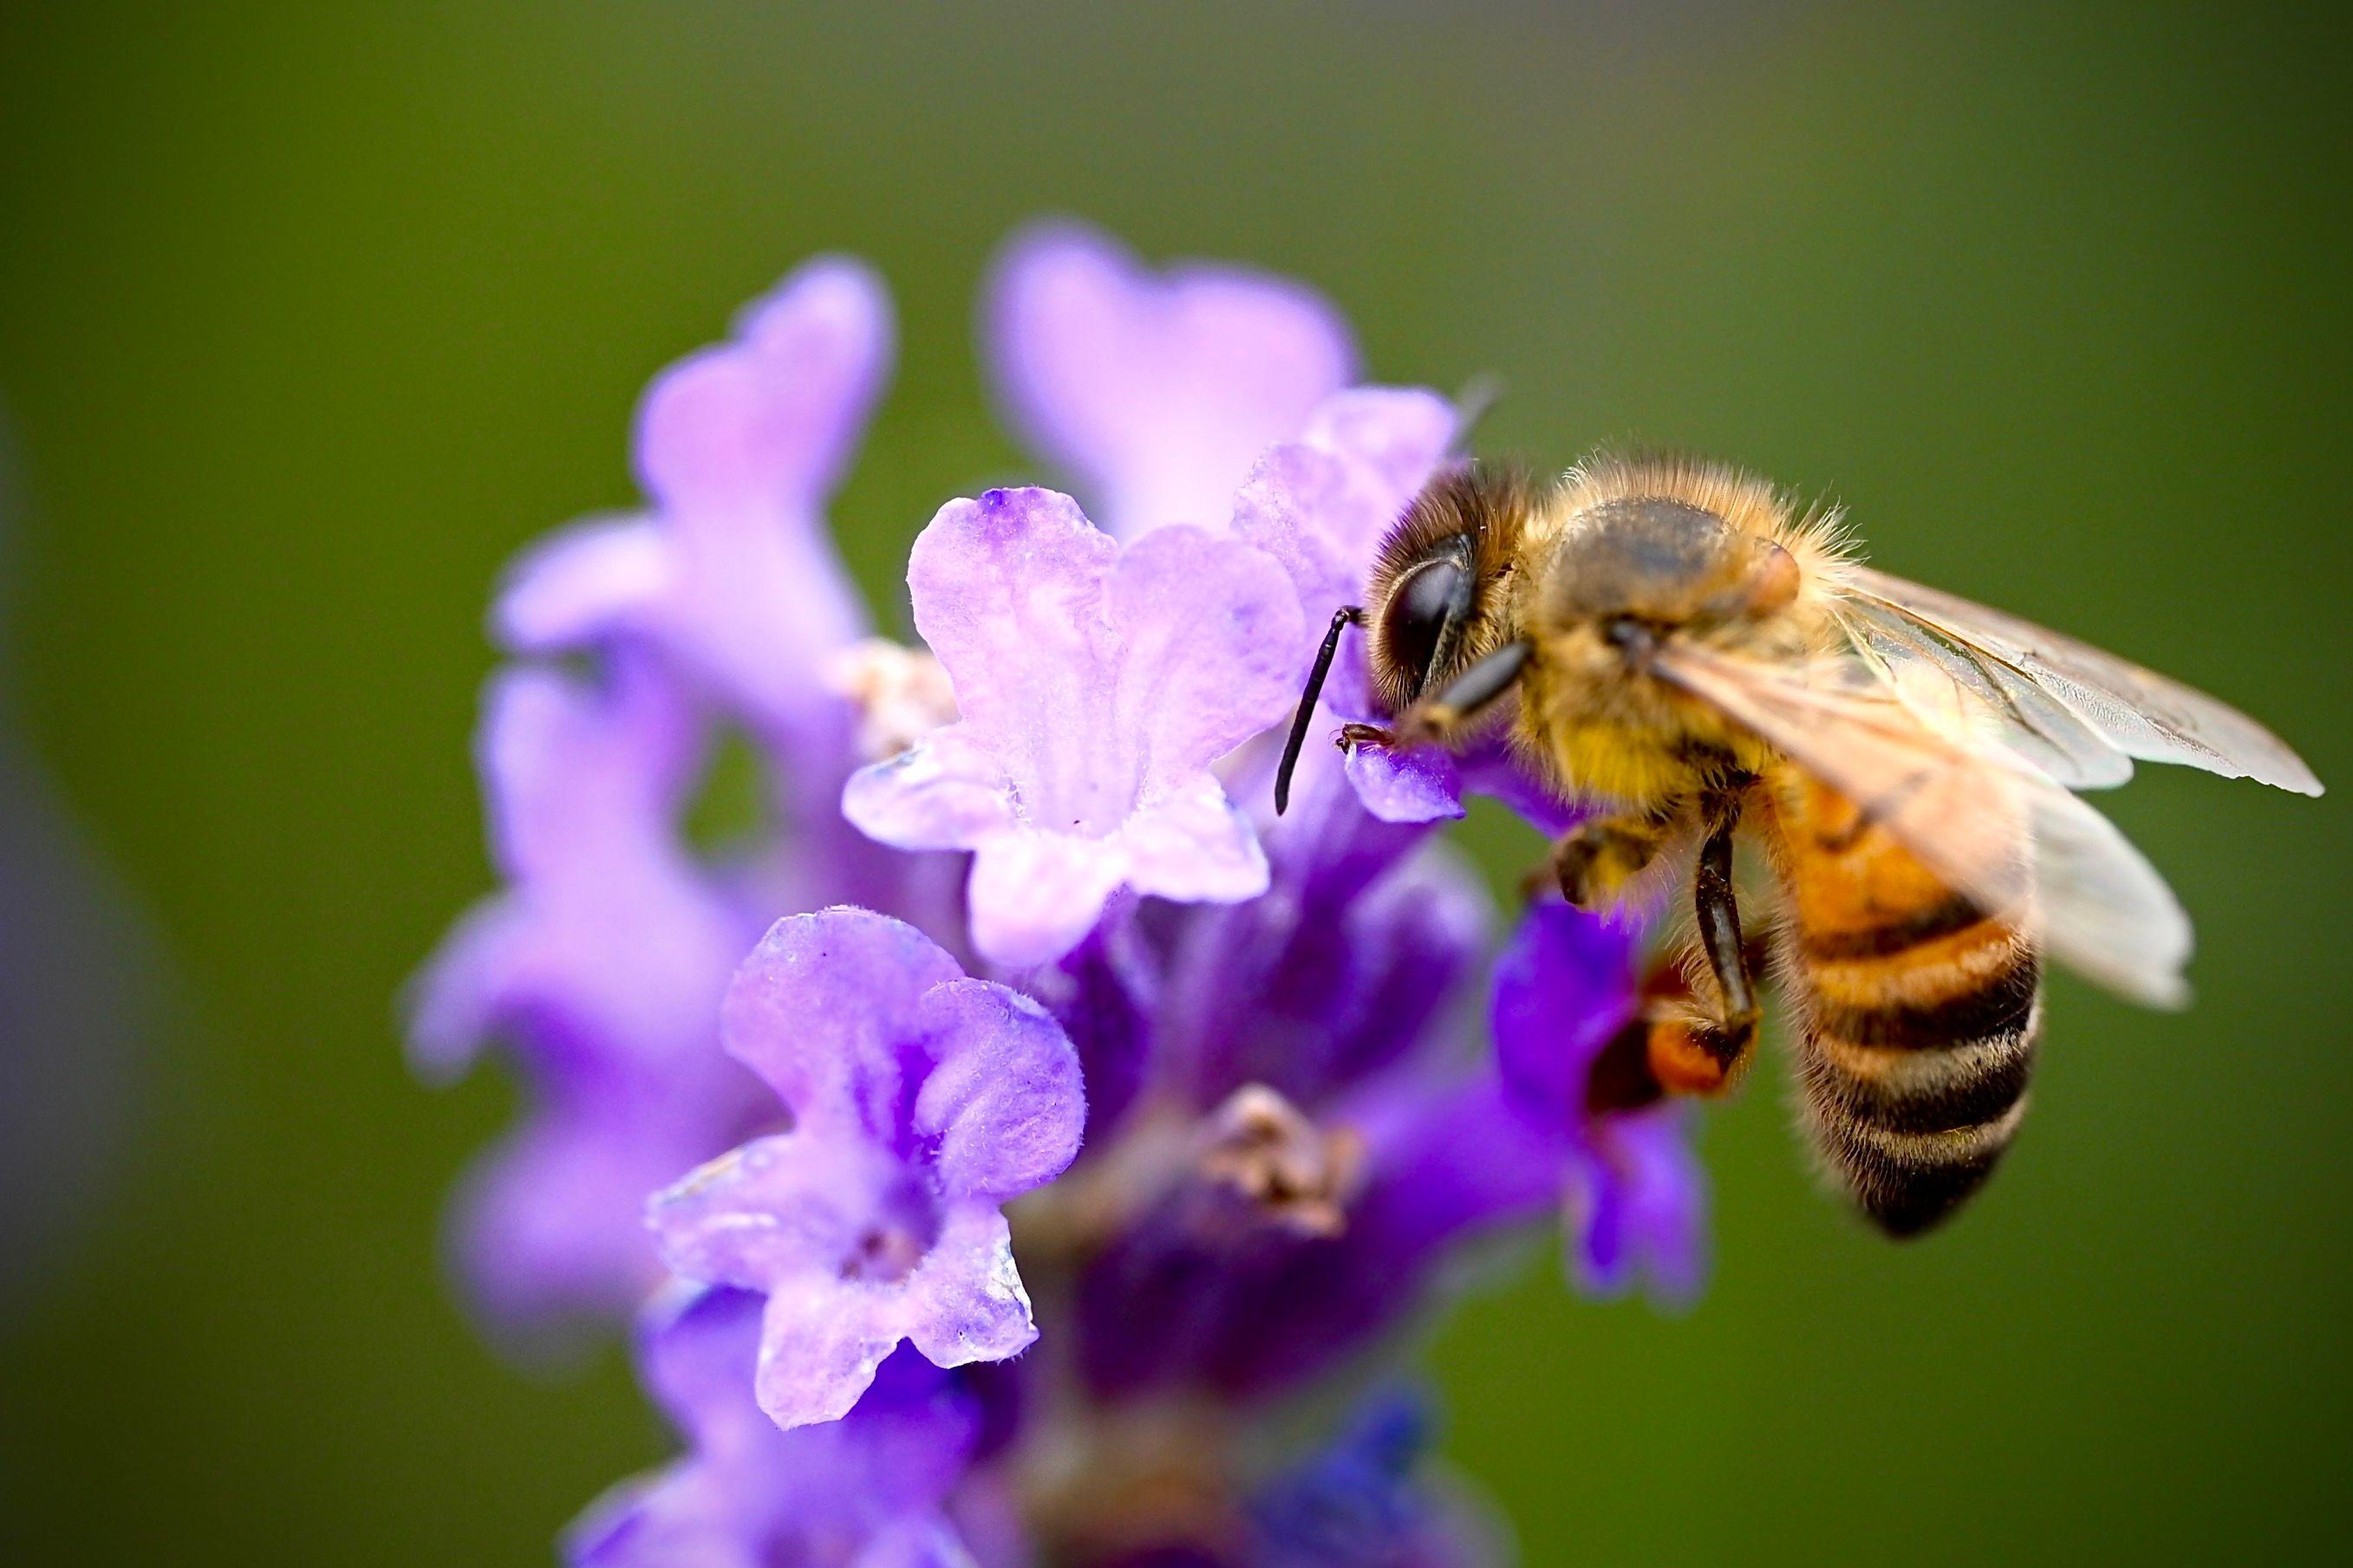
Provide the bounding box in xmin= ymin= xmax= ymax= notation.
xmin=1108 ymin=523 xmax=1304 ymax=783
xmin=411 ymin=866 xmax=747 ymax=1086
xmin=1115 ymin=775 xmax=1268 ymax=905
xmin=987 ymin=221 xmax=1357 ymax=539
xmin=718 ymin=909 xmax=964 ymax=1133
xmin=1569 ymin=1110 xmax=1708 ymax=1304
xmin=1343 ymin=744 xmax=1468 ymax=824
xmin=841 ymin=727 xmax=1018 ymax=850
xmin=1341 ymin=733 xmax=1576 ymax=834
xmin=1296 ymin=387 xmax=1460 ymax=505
xmin=903 ymin=487 xmax=1116 ymax=745
xmin=569 ymin=1477 xmax=765 ymax=1568
xmin=405 ymin=899 xmax=526 ymax=1081
xmin=496 ymin=517 xmax=672 ymax=653
xmin=649 ymin=1132 xmax=910 ymax=1290
xmin=753 ymin=1272 xmax=906 ymax=1428
xmin=1231 ymin=441 xmax=1358 ymax=611
xmin=963 ymin=831 xmax=1129 ymax=970
xmin=909 ymin=979 xmax=1085 ymax=1200
xmin=902 ymin=1206 xmax=1038 ymax=1369
xmin=1233 ymin=387 xmax=1458 ymax=616
xmin=406 ymin=649 xmax=750 ymax=1090
xmin=1231 ymin=386 xmax=1458 ymax=724
xmin=856 ymin=491 xmax=1299 ymax=966
xmin=453 ymin=1103 xmax=695 ymax=1329
xmin=493 ymin=257 xmax=886 ymax=743
xmin=657 ymin=517 xmax=867 ymax=745
xmin=480 ymin=656 xmax=701 ymax=883
xmin=636 ymin=256 xmax=892 ymax=520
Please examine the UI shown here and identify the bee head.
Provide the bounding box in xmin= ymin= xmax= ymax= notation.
xmin=1361 ymin=462 xmax=1535 ymax=712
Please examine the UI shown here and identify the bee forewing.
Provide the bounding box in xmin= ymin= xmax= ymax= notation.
xmin=1844 ymin=566 xmax=2322 ymax=797
xmin=1837 ymin=598 xmax=2136 ymax=790
xmin=1652 ymin=644 xmax=2193 ymax=1008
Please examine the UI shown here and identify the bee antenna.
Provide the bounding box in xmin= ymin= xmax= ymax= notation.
xmin=1448 ymin=374 xmax=1504 ymax=459
xmin=1274 ymin=605 xmax=1363 ymax=816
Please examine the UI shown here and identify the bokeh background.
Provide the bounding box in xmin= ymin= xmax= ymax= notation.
xmin=3 ymin=3 xmax=2349 ymax=1563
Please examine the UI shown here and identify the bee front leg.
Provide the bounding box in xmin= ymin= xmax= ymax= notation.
xmin=1339 ymin=640 xmax=1535 ymax=757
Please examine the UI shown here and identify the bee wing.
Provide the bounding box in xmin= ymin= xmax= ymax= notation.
xmin=1835 ymin=596 xmax=2135 ymax=790
xmin=1844 ymin=565 xmax=2322 ymax=796
xmin=1652 ymin=642 xmax=2193 ymax=1008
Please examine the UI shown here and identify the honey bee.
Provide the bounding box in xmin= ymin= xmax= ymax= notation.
xmin=1274 ymin=454 xmax=2322 ymax=1236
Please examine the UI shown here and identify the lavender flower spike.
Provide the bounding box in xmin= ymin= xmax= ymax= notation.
xmin=844 ymin=488 xmax=1305 ymax=967
xmin=649 ymin=908 xmax=1085 ymax=1428
xmin=987 ymin=221 xmax=1357 ymax=539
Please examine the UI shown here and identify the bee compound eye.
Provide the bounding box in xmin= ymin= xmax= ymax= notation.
xmin=1380 ymin=558 xmax=1467 ymax=694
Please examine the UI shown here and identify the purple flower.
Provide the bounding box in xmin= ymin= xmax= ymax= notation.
xmin=987 ymin=222 xmax=1357 ymax=540
xmin=567 ymin=1285 xmax=981 ymax=1568
xmin=1247 ymin=1394 xmax=1504 ymax=1568
xmin=1490 ymin=903 xmax=1707 ymax=1303
xmin=843 ymin=488 xmax=1304 ymax=968
xmin=497 ymin=256 xmax=886 ymax=751
xmin=649 ymin=908 xmax=1086 ymax=1428
xmin=408 ymin=654 xmax=759 ymax=1325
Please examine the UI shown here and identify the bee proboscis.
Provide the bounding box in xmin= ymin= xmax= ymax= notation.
xmin=1275 ymin=453 xmax=2321 ymax=1235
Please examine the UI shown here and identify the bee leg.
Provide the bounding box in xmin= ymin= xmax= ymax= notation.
xmin=1527 ymin=808 xmax=1676 ymax=910
xmin=1343 ymin=640 xmax=1535 ymax=758
xmin=1639 ymin=1009 xmax=1744 ymax=1099
xmin=1587 ymin=927 xmax=1777 ymax=1106
xmin=1672 ymin=810 xmax=1761 ymax=1091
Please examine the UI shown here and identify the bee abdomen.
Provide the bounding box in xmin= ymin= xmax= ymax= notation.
xmin=1790 ymin=899 xmax=2043 ymax=1238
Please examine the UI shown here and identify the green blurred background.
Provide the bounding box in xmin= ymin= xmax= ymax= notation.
xmin=3 ymin=2 xmax=2348 ymax=1562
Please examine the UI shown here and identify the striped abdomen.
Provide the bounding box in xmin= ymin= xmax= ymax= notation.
xmin=1765 ymin=776 xmax=2042 ymax=1237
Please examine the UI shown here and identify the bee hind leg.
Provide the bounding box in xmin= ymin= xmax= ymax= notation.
xmin=1586 ymin=927 xmax=1775 ymax=1110
xmin=1662 ymin=808 xmax=1763 ymax=1094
